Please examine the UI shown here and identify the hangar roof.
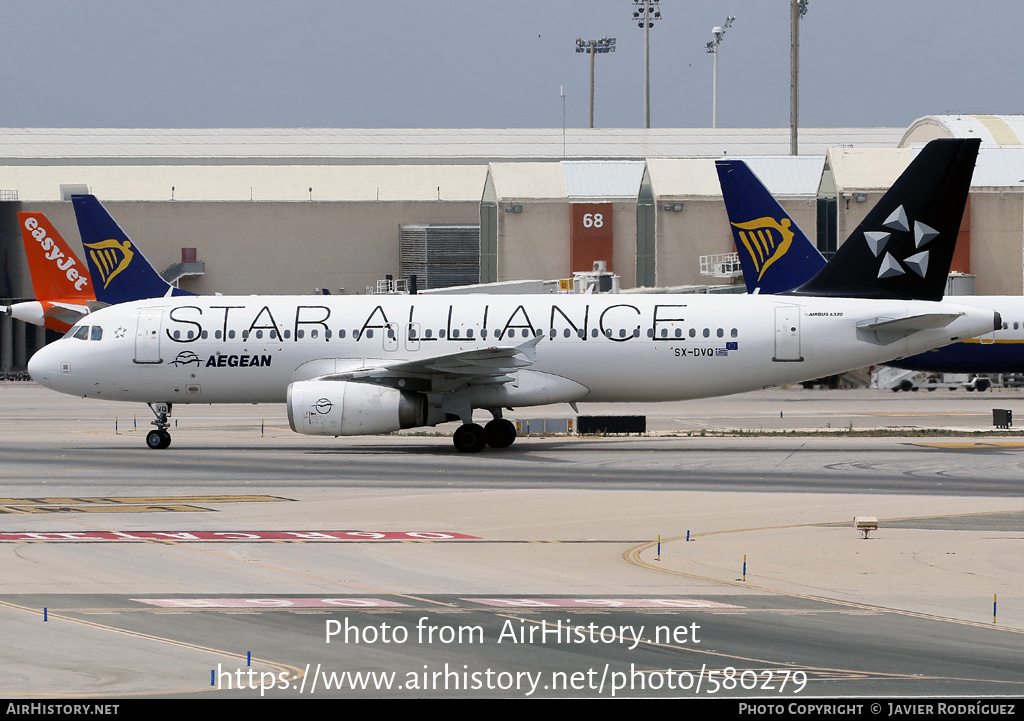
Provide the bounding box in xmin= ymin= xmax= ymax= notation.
xmin=0 ymin=164 xmax=488 ymax=202
xmin=828 ymin=144 xmax=1024 ymax=192
xmin=827 ymin=148 xmax=914 ymax=192
xmin=487 ymin=163 xmax=566 ymax=200
xmin=646 ymin=156 xmax=825 ymax=197
xmin=970 ymin=146 xmax=1024 ymax=187
xmin=0 ymin=127 xmax=904 ymax=164
xmin=561 ymin=161 xmax=645 ymax=198
xmin=487 ymin=161 xmax=646 ymax=201
xmin=901 ymin=115 xmax=1024 ymax=148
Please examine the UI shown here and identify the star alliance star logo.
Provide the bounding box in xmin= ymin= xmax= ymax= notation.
xmin=864 ymin=204 xmax=938 ymax=280
xmin=114 ymin=326 xmax=127 ymax=338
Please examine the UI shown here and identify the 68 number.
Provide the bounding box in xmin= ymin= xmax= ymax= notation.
xmin=582 ymin=213 xmax=604 ymax=228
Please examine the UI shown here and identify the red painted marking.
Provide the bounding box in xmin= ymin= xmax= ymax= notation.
xmin=133 ymin=598 xmax=410 ymax=608
xmin=466 ymin=598 xmax=743 ymax=609
xmin=0 ymin=530 xmax=478 ymax=542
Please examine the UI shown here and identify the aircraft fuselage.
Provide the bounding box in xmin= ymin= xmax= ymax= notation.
xmin=29 ymin=293 xmax=996 ymax=408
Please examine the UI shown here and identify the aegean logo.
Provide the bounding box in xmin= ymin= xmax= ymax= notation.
xmin=170 ymin=351 xmax=201 ymax=367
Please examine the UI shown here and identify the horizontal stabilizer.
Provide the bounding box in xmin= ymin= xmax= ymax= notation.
xmin=856 ymin=312 xmax=964 ymax=344
xmin=43 ymin=301 xmax=90 ymax=317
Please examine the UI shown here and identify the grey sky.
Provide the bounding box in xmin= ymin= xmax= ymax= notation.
xmin=1 ymin=0 xmax=1019 ymax=130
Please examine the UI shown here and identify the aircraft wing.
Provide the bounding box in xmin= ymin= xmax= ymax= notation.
xmin=317 ymin=335 xmax=542 ymax=393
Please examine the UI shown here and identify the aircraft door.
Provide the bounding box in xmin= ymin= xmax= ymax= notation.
xmin=384 ymin=322 xmax=399 ymax=352
xmin=773 ymin=306 xmax=803 ymax=362
xmin=135 ymin=309 xmax=164 ymax=364
xmin=406 ymin=322 xmax=421 ymax=351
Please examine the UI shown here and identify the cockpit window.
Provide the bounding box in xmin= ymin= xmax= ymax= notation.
xmin=90 ymin=326 xmax=103 ymax=341
xmin=72 ymin=325 xmax=89 ymax=340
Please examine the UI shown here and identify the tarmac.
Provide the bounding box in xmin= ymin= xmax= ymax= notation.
xmin=1 ymin=381 xmax=1022 ymax=697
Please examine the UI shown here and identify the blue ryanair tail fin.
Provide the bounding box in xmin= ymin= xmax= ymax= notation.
xmin=715 ymin=159 xmax=825 ymax=294
xmin=72 ymin=195 xmax=195 ymax=304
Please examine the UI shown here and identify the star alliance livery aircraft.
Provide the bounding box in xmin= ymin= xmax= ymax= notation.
xmin=716 ymin=141 xmax=1022 ymax=373
xmin=29 ymin=139 xmax=997 ymax=452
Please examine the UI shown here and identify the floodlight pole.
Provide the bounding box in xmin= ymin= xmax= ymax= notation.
xmin=590 ymin=44 xmax=596 ymax=128
xmin=791 ymin=0 xmax=809 ymax=155
xmin=632 ymin=1 xmax=661 ymax=129
xmin=644 ymin=14 xmax=650 ymax=128
xmin=706 ymin=16 xmax=735 ymax=129
xmin=576 ymin=37 xmax=616 ymax=129
xmin=713 ymin=38 xmax=719 ymax=128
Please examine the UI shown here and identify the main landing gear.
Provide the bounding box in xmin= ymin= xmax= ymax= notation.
xmin=452 ymin=418 xmax=517 ymax=453
xmin=145 ymin=402 xmax=172 ymax=450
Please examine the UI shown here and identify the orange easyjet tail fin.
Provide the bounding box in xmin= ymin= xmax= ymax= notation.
xmin=18 ymin=212 xmax=96 ymax=304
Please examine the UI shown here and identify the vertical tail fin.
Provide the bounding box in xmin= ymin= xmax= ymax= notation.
xmin=793 ymin=138 xmax=979 ymax=301
xmin=18 ymin=212 xmax=96 ymax=303
xmin=715 ymin=160 xmax=825 ymax=294
xmin=72 ymin=194 xmax=195 ymax=304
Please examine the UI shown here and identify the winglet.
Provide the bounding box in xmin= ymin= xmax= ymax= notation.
xmin=72 ymin=194 xmax=195 ymax=304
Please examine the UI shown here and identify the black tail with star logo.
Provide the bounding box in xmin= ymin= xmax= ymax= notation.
xmin=792 ymin=137 xmax=980 ymax=301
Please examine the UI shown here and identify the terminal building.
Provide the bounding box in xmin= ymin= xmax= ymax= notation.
xmin=3 ymin=116 xmax=1024 ymax=370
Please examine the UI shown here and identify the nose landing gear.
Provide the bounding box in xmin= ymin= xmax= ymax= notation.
xmin=145 ymin=402 xmax=172 ymax=449
xmin=146 ymin=429 xmax=171 ymax=449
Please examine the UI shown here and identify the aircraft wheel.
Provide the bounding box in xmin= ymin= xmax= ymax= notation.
xmin=484 ymin=419 xmax=517 ymax=448
xmin=146 ymin=430 xmax=171 ymax=450
xmin=453 ymin=423 xmax=487 ymax=453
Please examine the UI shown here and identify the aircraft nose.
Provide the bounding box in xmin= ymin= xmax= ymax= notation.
xmin=27 ymin=342 xmax=59 ymax=388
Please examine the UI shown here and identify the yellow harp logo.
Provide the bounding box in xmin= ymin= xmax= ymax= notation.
xmin=84 ymin=239 xmax=134 ymax=289
xmin=731 ymin=217 xmax=794 ymax=281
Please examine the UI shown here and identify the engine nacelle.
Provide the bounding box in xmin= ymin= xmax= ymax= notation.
xmin=287 ymin=380 xmax=426 ymax=436
xmin=8 ymin=301 xmax=45 ymax=325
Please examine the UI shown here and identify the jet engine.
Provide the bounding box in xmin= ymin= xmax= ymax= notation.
xmin=287 ymin=380 xmax=426 ymax=436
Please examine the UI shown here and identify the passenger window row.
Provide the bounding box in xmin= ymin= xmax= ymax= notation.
xmin=166 ymin=326 xmax=741 ymax=342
